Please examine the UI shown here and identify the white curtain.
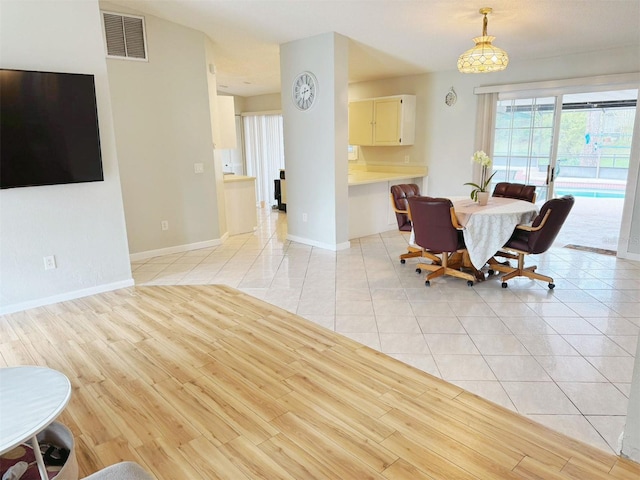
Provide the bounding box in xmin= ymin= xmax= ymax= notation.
xmin=243 ymin=114 xmax=285 ymax=206
xmin=474 ymin=92 xmax=499 ymax=185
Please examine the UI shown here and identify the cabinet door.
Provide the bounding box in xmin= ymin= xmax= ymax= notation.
xmin=348 ymin=100 xmax=374 ymax=145
xmin=373 ymin=97 xmax=401 ymax=145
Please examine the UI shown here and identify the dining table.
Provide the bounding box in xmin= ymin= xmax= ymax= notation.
xmin=452 ymin=196 xmax=539 ymax=272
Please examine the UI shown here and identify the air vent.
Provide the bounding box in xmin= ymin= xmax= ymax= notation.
xmin=102 ymin=11 xmax=147 ymax=60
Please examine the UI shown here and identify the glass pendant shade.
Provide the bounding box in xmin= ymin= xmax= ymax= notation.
xmin=457 ymin=35 xmax=509 ymax=73
xmin=458 ymin=8 xmax=509 ymax=74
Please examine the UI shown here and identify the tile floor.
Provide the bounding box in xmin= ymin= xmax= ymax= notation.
xmin=132 ymin=207 xmax=640 ymax=455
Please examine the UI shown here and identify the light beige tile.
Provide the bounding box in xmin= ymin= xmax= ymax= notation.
xmin=484 ymin=355 xmax=550 ymax=381
xmin=558 ymin=382 xmax=629 ymax=415
xmin=501 ymin=317 xmax=557 ymax=335
xmin=470 ymin=334 xmax=529 ymax=355
xmin=562 ymin=334 xmax=631 ymax=357
xmin=585 ymin=356 xmax=636 ymax=383
xmin=335 ymin=315 xmax=377 ymax=333
xmin=586 ymin=317 xmax=640 ymax=335
xmin=376 ymin=315 xmax=421 ymax=334
xmin=458 ymin=317 xmax=511 ymax=334
xmin=501 ymin=382 xmax=578 ymax=415
xmin=526 ymin=414 xmax=613 ymax=454
xmin=535 ymin=356 xmax=607 ymax=382
xmin=432 ymin=355 xmax=496 ymax=381
xmin=516 ymin=334 xmax=580 ymax=356
xmin=424 ymin=334 xmax=480 ymax=355
xmin=379 ymin=333 xmax=430 ymax=354
xmin=416 ymin=316 xmax=466 ymax=334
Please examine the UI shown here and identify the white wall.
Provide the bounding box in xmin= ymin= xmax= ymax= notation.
xmin=101 ymin=2 xmax=221 ymax=256
xmin=0 ymin=0 xmax=132 ymax=313
xmin=281 ymin=33 xmax=350 ymax=250
xmin=240 ymin=94 xmax=282 ymax=113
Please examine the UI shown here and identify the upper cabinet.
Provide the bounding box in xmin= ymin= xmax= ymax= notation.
xmin=348 ymin=95 xmax=416 ymax=146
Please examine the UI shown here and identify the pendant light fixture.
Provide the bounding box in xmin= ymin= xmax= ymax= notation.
xmin=457 ymin=7 xmax=509 ymax=73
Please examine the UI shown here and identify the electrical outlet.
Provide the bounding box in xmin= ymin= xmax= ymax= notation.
xmin=161 ymin=220 xmax=169 ymax=231
xmin=44 ymin=255 xmax=56 ymax=270
xmin=302 ymin=213 xmax=308 ymax=222
xmin=194 ymin=163 xmax=204 ymax=174
xmin=404 ymin=155 xmax=410 ymax=164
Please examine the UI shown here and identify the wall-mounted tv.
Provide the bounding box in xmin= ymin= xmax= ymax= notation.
xmin=0 ymin=69 xmax=104 ymax=189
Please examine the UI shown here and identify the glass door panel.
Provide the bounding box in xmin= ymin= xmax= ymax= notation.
xmin=492 ymin=97 xmax=556 ymax=203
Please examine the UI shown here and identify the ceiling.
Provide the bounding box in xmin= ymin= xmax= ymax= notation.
xmin=109 ymin=0 xmax=640 ymax=97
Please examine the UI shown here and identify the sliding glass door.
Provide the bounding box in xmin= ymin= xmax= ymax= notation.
xmin=491 ymin=89 xmax=637 ymax=250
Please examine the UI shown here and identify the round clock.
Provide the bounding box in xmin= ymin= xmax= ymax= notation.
xmin=445 ymin=87 xmax=457 ymax=107
xmin=292 ymin=71 xmax=318 ymax=111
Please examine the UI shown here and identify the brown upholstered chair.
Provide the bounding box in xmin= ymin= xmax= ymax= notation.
xmin=490 ymin=195 xmax=575 ymax=289
xmin=492 ymin=182 xmax=537 ymax=203
xmin=408 ymin=196 xmax=475 ymax=286
xmin=390 ymin=184 xmax=437 ymax=264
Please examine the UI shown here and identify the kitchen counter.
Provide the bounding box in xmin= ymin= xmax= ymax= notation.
xmin=348 ymin=166 xmax=427 ymax=239
xmin=224 ymin=174 xmax=256 ymax=183
xmin=224 ymin=175 xmax=257 ymax=235
xmin=348 ymin=166 xmax=426 ymax=186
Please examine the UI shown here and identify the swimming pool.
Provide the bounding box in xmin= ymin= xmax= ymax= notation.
xmin=555 ymin=189 xmax=625 ymax=199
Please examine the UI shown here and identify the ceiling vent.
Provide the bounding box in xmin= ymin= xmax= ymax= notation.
xmin=102 ymin=11 xmax=147 ymax=61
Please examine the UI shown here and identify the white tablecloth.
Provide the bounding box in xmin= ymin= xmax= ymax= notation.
xmin=453 ymin=197 xmax=538 ymax=269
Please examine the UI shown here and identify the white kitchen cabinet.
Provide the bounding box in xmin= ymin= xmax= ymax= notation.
xmin=348 ymin=95 xmax=416 ymax=146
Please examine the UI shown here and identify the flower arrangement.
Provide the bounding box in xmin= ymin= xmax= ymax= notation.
xmin=464 ymin=150 xmax=496 ymax=201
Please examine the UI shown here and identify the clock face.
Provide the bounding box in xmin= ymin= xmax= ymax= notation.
xmin=292 ymin=71 xmax=317 ymax=111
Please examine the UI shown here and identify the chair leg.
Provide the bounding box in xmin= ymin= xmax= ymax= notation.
xmin=417 ymin=252 xmax=474 ymax=285
xmin=400 ymin=246 xmax=440 ymax=264
xmin=499 ymin=253 xmax=555 ymax=287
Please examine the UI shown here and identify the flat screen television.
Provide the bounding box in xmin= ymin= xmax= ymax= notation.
xmin=0 ymin=68 xmax=104 ymax=189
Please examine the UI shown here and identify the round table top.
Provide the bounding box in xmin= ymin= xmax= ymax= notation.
xmin=0 ymin=366 xmax=71 ymax=455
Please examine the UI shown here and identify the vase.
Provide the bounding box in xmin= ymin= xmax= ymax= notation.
xmin=477 ymin=191 xmax=489 ymax=206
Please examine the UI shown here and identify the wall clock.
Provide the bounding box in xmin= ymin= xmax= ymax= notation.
xmin=292 ymin=71 xmax=318 ymax=111
xmin=445 ymin=86 xmax=457 ymax=107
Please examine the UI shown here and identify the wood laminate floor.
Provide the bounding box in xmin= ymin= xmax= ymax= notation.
xmin=1 ymin=285 xmax=638 ymax=479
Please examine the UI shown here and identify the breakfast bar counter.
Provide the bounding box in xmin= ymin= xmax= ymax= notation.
xmin=348 ymin=166 xmax=427 ymax=239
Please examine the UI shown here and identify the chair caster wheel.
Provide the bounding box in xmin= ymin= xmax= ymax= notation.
xmin=425 ymin=280 xmax=430 ymax=286
xmin=548 ymin=283 xmax=555 ymax=289
xmin=416 ymin=268 xmax=422 ymax=274
xmin=502 ymin=282 xmax=508 ymax=288
xmin=467 ymin=280 xmax=473 ymax=287
xmin=400 ymin=259 xmax=406 ymax=264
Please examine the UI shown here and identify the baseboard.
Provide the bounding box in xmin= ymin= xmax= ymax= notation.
xmin=0 ymin=279 xmax=135 ymax=315
xmin=286 ymin=234 xmax=350 ymax=251
xmin=130 ymin=237 xmax=226 ymax=262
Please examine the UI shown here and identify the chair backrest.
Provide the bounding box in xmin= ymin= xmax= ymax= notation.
xmin=390 ymin=184 xmax=421 ymax=231
xmin=408 ymin=196 xmax=462 ymax=252
xmin=527 ymin=195 xmax=575 ymax=254
xmin=492 ymin=182 xmax=537 ymax=203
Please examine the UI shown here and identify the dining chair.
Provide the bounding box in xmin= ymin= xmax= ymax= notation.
xmin=492 ymin=182 xmax=537 ymax=203
xmin=390 ymin=184 xmax=439 ymax=265
xmin=490 ymin=195 xmax=575 ymax=289
xmin=408 ymin=196 xmax=475 ymax=286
